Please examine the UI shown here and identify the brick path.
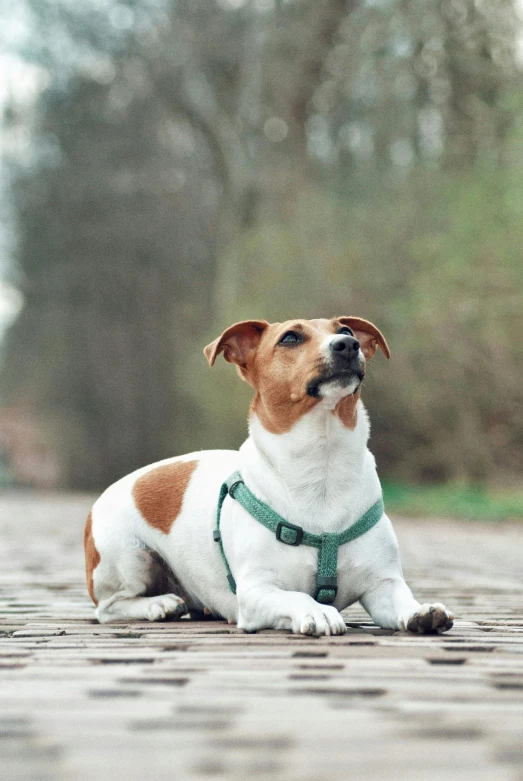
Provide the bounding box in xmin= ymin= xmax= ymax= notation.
xmin=1 ymin=492 xmax=522 ymax=781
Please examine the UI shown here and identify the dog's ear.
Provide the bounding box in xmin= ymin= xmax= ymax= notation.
xmin=204 ymin=320 xmax=269 ymax=368
xmin=336 ymin=317 xmax=391 ymax=360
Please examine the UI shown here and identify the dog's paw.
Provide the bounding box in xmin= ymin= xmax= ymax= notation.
xmin=147 ymin=594 xmax=188 ymax=622
xmin=401 ymin=603 xmax=454 ymax=634
xmin=292 ymin=604 xmax=347 ymax=637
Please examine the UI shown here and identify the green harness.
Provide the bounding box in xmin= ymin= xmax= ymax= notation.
xmin=213 ymin=471 xmax=384 ymax=605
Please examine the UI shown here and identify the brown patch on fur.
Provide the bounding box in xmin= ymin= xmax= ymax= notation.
xmin=251 ymin=387 xmax=320 ymax=435
xmin=132 ymin=460 xmax=198 ymax=534
xmin=249 ymin=320 xmax=334 ymax=434
xmin=333 ymin=388 xmax=360 ymax=430
xmin=206 ymin=316 xmax=390 ymax=436
xmin=84 ymin=510 xmax=101 ymax=605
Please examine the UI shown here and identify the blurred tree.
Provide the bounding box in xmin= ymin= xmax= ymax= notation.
xmin=313 ymin=0 xmax=519 ymax=174
xmin=1 ymin=0 xmax=523 ymax=488
xmin=2 ymin=65 xmax=220 ymax=487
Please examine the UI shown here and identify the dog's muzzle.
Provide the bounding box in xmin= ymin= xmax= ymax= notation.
xmin=306 ymin=336 xmax=365 ymax=398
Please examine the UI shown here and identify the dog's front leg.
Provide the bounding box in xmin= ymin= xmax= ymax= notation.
xmin=237 ymin=582 xmax=346 ymax=637
xmin=360 ymin=577 xmax=454 ymax=634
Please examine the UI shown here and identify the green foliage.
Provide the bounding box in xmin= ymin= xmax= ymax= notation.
xmin=204 ymin=159 xmax=523 ymax=484
xmin=382 ymin=481 xmax=523 ymax=522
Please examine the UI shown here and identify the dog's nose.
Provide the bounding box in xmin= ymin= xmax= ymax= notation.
xmin=330 ymin=334 xmax=360 ymax=357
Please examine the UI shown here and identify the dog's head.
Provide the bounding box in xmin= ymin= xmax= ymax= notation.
xmin=204 ymin=317 xmax=390 ymax=433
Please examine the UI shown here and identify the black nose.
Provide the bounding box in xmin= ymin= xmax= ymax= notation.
xmin=330 ymin=334 xmax=360 ymax=357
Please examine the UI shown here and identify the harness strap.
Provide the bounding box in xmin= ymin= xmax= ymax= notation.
xmin=214 ymin=481 xmax=237 ymax=593
xmin=214 ymin=471 xmax=384 ymax=604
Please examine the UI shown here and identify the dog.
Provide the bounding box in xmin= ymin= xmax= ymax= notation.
xmin=84 ymin=317 xmax=454 ymax=635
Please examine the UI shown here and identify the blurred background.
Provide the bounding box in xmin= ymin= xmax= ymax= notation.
xmin=0 ymin=0 xmax=521 ymax=519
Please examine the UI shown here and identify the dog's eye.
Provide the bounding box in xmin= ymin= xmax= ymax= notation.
xmin=279 ymin=331 xmax=302 ymax=345
xmin=338 ymin=326 xmax=354 ymax=336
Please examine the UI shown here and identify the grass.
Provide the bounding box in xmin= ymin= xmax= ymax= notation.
xmin=382 ymin=481 xmax=523 ymax=522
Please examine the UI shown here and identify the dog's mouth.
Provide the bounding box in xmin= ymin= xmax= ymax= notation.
xmin=306 ymin=367 xmax=365 ymax=399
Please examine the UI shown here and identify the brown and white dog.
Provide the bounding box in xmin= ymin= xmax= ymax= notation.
xmin=85 ymin=317 xmax=454 ymax=635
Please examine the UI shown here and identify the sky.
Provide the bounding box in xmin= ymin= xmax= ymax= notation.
xmin=0 ymin=49 xmax=42 ymax=337
xmin=0 ymin=3 xmax=48 ymax=338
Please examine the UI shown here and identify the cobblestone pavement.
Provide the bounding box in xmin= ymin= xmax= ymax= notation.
xmin=1 ymin=492 xmax=522 ymax=781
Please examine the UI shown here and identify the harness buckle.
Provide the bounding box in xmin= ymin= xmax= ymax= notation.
xmin=276 ymin=520 xmax=304 ymax=546
xmin=314 ymin=576 xmax=338 ymax=604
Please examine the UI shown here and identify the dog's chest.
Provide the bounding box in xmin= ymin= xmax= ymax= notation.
xmin=229 ymin=493 xmax=383 ymax=610
xmin=261 ymin=530 xmax=378 ymax=609
xmin=226 ymin=408 xmax=384 ymax=609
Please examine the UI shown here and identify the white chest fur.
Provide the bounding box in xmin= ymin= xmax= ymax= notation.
xmin=241 ymin=400 xmax=382 ymax=533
